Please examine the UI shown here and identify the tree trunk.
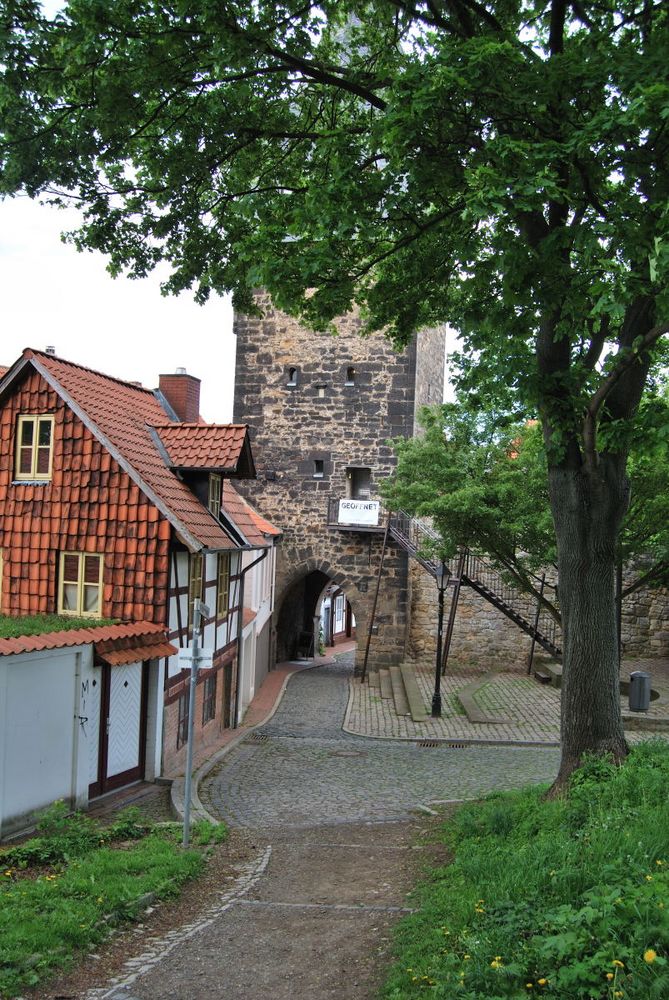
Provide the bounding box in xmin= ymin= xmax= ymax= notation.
xmin=548 ymin=458 xmax=629 ymax=793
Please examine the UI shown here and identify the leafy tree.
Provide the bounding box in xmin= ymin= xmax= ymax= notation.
xmin=2 ymin=1 xmax=668 ymax=787
xmin=383 ymin=396 xmax=669 ymax=623
xmin=383 ymin=406 xmax=560 ymax=614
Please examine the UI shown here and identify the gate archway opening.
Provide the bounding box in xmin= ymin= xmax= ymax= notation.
xmin=275 ymin=569 xmax=357 ymax=664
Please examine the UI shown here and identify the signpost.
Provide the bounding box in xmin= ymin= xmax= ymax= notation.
xmin=337 ymin=498 xmax=380 ymax=527
xmin=182 ymin=599 xmax=212 ymax=848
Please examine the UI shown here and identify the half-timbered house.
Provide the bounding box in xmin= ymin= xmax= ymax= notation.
xmin=0 ymin=349 xmax=278 ymax=810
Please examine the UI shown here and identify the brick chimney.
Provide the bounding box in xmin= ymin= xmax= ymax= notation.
xmin=158 ymin=368 xmax=201 ymax=423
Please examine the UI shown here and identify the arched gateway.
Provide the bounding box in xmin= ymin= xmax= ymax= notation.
xmin=232 ymin=294 xmax=446 ymax=674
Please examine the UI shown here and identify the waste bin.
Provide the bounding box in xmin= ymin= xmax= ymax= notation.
xmin=629 ymin=671 xmax=651 ymax=712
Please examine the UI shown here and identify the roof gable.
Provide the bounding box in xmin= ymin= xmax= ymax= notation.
xmin=1 ymin=350 xmax=239 ymax=552
xmin=155 ymin=423 xmax=256 ymax=477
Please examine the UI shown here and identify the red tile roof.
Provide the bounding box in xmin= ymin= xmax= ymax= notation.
xmin=4 ymin=350 xmax=241 ymax=552
xmin=221 ymin=481 xmax=281 ymax=546
xmin=0 ymin=620 xmax=171 ymax=657
xmin=156 ymin=423 xmax=251 ymax=472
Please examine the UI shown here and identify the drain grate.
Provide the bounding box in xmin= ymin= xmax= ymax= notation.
xmin=416 ymin=740 xmax=467 ymax=749
xmin=243 ymin=732 xmax=270 ymax=744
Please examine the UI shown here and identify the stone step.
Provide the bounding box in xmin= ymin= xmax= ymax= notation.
xmin=389 ymin=665 xmax=410 ymax=716
xmin=399 ymin=662 xmax=428 ymax=722
xmin=533 ymin=661 xmax=562 ymax=688
xmin=368 ymin=671 xmax=381 ymax=689
xmin=379 ymin=669 xmax=393 ymax=700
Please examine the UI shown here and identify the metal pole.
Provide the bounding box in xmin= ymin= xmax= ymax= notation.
xmin=441 ymin=549 xmax=465 ymax=676
xmin=526 ymin=573 xmax=546 ymax=675
xmin=183 ymin=599 xmax=202 ymax=849
xmin=432 ymin=563 xmax=445 ymax=718
xmin=361 ymin=511 xmax=391 ymax=683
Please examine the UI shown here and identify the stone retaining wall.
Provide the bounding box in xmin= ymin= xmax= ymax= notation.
xmin=409 ymin=561 xmax=669 ymax=670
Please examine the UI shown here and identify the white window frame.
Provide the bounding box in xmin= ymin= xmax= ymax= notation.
xmin=58 ymin=552 xmax=104 ymax=617
xmin=15 ymin=414 xmax=55 ymax=481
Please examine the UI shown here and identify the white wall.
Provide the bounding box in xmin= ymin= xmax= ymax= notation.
xmin=0 ymin=645 xmax=95 ymax=838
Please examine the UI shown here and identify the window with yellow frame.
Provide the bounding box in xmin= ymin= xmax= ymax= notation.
xmin=15 ymin=414 xmax=54 ymax=481
xmin=217 ymin=553 xmax=230 ymax=619
xmin=58 ymin=552 xmax=104 ymax=616
xmin=208 ymin=474 xmax=222 ymax=516
xmin=188 ymin=552 xmax=204 ymax=630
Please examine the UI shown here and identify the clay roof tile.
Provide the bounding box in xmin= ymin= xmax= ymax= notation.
xmin=17 ymin=350 xmax=240 ymax=552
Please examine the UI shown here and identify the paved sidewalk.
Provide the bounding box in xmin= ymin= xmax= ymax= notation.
xmin=344 ymin=655 xmax=669 ymax=746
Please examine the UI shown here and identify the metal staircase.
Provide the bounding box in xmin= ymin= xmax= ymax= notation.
xmin=388 ymin=509 xmax=562 ymax=660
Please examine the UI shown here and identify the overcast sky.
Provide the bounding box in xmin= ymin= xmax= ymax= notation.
xmin=0 ymin=196 xmax=237 ymax=423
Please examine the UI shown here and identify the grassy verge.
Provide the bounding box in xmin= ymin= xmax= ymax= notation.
xmin=384 ymin=741 xmax=669 ymax=1000
xmin=0 ymin=614 xmax=115 ymax=638
xmin=0 ymin=802 xmax=227 ymax=997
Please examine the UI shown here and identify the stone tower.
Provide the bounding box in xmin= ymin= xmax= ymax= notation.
xmin=233 ymin=293 xmax=446 ymax=672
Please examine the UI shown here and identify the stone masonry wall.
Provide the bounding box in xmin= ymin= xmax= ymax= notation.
xmin=413 ymin=324 xmax=447 ymax=432
xmin=233 ymin=295 xmax=445 ymax=672
xmin=409 ymin=561 xmax=669 ymax=672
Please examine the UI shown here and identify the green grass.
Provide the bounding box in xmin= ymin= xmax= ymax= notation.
xmin=0 ymin=803 xmax=227 ymax=997
xmin=383 ymin=741 xmax=669 ymax=1000
xmin=0 ymin=613 xmax=116 ymax=638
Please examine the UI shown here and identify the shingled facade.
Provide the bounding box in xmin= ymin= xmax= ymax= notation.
xmin=233 ymin=294 xmax=446 ymax=671
xmin=0 ymin=350 xmax=277 ymax=795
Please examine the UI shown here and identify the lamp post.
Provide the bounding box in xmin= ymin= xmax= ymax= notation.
xmin=183 ymin=598 xmax=210 ymax=848
xmin=432 ymin=562 xmax=446 ymax=718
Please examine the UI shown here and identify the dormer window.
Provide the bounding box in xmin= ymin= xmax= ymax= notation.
xmin=345 ymin=366 xmax=356 ymax=386
xmin=15 ymin=414 xmax=54 ymax=481
xmin=287 ymin=367 xmax=299 ymax=387
xmin=208 ymin=474 xmax=222 ymax=516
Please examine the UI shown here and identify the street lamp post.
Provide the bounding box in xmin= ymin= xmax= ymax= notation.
xmin=432 ymin=562 xmax=446 ymax=718
xmin=183 ymin=598 xmax=210 ymax=848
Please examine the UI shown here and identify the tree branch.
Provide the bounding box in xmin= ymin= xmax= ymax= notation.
xmin=587 ymin=322 xmax=669 ymax=424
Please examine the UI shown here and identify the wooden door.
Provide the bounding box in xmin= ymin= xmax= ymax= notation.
xmin=89 ymin=661 xmax=148 ymax=798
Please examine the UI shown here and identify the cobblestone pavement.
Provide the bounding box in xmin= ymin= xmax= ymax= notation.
xmin=345 ymin=655 xmax=669 ymax=745
xmin=347 ymin=669 xmax=562 ymax=744
xmin=200 ymin=655 xmax=561 ymax=829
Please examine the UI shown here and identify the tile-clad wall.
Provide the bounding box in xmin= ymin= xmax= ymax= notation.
xmin=0 ymin=370 xmax=171 ymax=621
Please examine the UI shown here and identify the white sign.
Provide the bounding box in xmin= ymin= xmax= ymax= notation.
xmin=338 ymin=499 xmax=380 ymax=526
xmin=177 ymin=647 xmax=214 ymax=670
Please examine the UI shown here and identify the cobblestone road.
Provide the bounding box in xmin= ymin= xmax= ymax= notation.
xmin=200 ymin=655 xmax=561 ymax=828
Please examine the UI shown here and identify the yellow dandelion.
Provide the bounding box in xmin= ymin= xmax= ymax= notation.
xmin=644 ymin=949 xmax=657 ymax=963
xmin=656 ymin=860 xmax=665 ymax=866
xmin=646 ymin=875 xmax=653 ymax=881
xmin=526 ymin=984 xmax=533 ymax=989
xmin=612 ymin=960 xmax=625 ymax=968
xmin=463 ymin=954 xmax=471 ymax=960
xmin=537 ymin=979 xmax=548 ymax=986
xmin=606 ymin=973 xmax=614 ymax=981
xmin=614 ymin=992 xmax=624 ymax=999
